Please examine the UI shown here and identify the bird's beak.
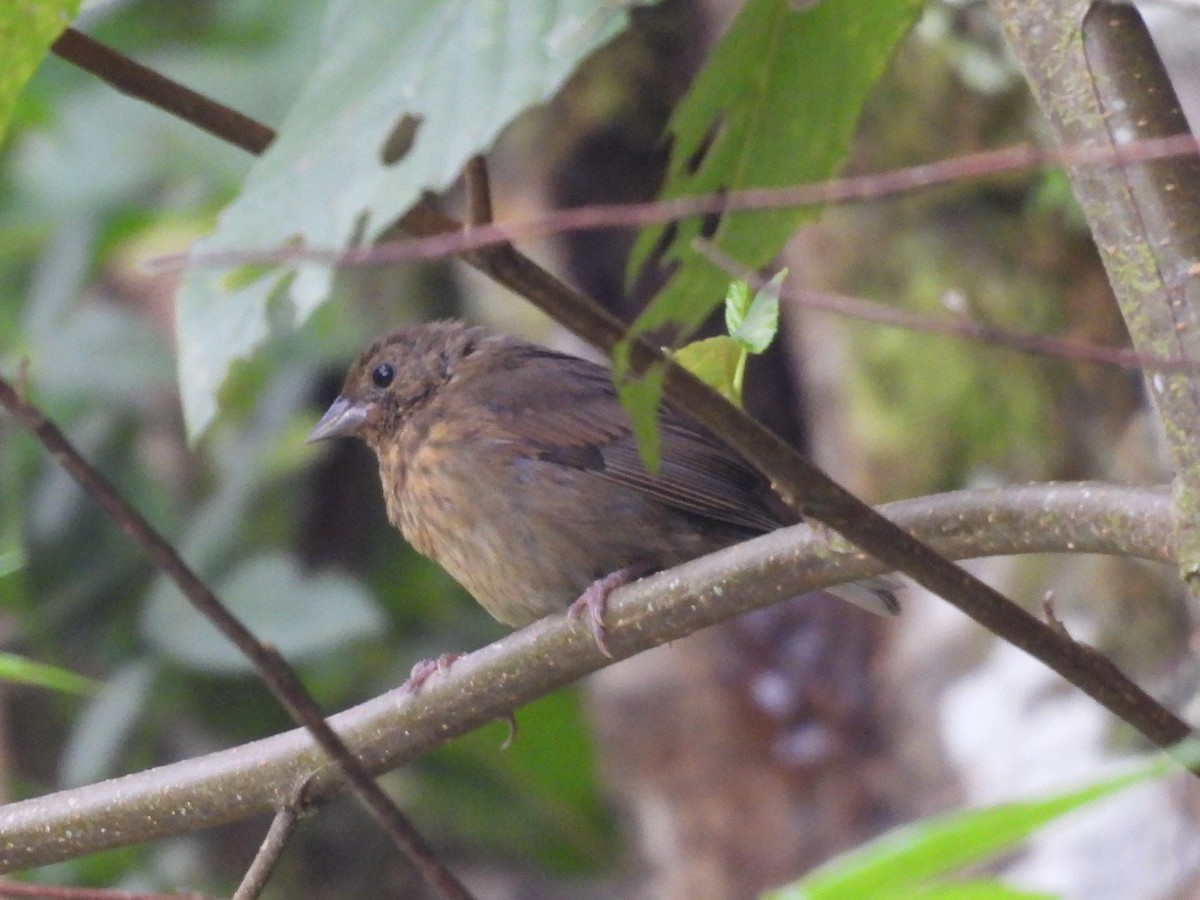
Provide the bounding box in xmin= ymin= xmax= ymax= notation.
xmin=307 ymin=395 xmax=372 ymax=443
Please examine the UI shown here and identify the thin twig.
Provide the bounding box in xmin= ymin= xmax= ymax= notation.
xmin=463 ymin=155 xmax=493 ymax=226
xmin=151 ymin=133 xmax=1200 ymax=273
xmin=0 ymin=879 xmax=214 ymax=899
xmin=0 ymin=379 xmax=475 ymax=900
xmin=693 ymin=238 xmax=1196 ymax=374
xmin=51 ymin=26 xmax=1188 ymax=382
xmin=232 ymin=805 xmax=303 ymax=900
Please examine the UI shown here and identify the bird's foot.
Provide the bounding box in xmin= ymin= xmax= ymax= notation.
xmin=402 ymin=652 xmax=461 ymax=694
xmin=567 ymin=563 xmax=655 ymax=659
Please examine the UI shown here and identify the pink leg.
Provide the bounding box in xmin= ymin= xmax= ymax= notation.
xmin=567 ymin=562 xmax=655 ymax=659
xmin=402 ymin=652 xmax=461 ymax=694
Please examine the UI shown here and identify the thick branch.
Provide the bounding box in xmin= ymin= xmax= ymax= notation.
xmin=0 ymin=482 xmax=1177 ymax=872
xmin=988 ymin=1 xmax=1200 ymax=585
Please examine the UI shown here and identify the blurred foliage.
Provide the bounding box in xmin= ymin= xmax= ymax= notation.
xmin=1 ymin=0 xmax=613 ymax=894
xmin=0 ymin=651 xmax=97 ymax=695
xmin=776 ymin=742 xmax=1200 ymax=898
xmin=798 ymin=7 xmax=1128 ymax=501
xmin=0 ymin=0 xmax=81 ymax=146
xmin=765 ymin=750 xmax=1182 ymax=899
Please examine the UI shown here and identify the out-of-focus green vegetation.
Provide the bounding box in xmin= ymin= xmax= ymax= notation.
xmin=0 ymin=1 xmax=615 ymax=893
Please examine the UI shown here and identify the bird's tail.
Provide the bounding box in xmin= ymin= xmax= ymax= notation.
xmin=827 ymin=577 xmax=901 ymax=617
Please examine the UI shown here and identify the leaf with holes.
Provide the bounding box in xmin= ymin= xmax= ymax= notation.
xmin=175 ymin=0 xmax=658 ymax=439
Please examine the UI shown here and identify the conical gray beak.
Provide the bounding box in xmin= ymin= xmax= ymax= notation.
xmin=307 ymin=395 xmax=371 ymax=443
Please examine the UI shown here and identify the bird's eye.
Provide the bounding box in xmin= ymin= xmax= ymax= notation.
xmin=371 ymin=363 xmax=395 ymax=388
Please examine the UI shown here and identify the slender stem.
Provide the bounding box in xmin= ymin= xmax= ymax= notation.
xmin=232 ymin=805 xmax=303 ymax=900
xmin=0 ymin=879 xmax=214 ymax=899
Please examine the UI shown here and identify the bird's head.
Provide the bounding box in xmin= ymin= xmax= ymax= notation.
xmin=307 ymin=320 xmax=487 ymax=446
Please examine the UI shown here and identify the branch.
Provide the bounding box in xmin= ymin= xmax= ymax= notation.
xmin=0 ymin=482 xmax=1177 ymax=871
xmin=151 ymin=134 xmax=1200 ymax=274
xmin=989 ymin=0 xmax=1200 ymax=599
xmin=50 ymin=28 xmax=272 ymax=154
xmin=232 ymin=805 xmax=303 ymax=900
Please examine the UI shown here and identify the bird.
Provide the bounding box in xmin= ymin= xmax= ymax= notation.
xmin=308 ymin=320 xmax=897 ymax=675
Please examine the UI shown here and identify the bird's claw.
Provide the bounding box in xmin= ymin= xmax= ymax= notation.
xmin=567 ymin=585 xmax=614 ymax=658
xmin=402 ymin=652 xmax=461 ymax=694
xmin=567 ymin=563 xmax=655 ymax=659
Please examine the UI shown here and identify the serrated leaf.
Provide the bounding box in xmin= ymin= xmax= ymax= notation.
xmin=673 ymin=335 xmax=744 ymax=406
xmin=624 ymin=0 xmax=921 ymax=355
xmin=175 ymin=0 xmax=656 ymax=440
xmin=141 ymin=553 xmax=384 ymax=673
xmin=0 ymin=651 xmax=97 ymax=695
xmin=764 ymin=752 xmax=1180 ymax=900
xmin=0 ymin=0 xmax=80 ymax=148
xmin=730 ymin=269 xmax=784 ymax=354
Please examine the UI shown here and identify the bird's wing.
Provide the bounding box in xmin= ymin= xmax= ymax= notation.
xmin=470 ymin=347 xmax=786 ymax=534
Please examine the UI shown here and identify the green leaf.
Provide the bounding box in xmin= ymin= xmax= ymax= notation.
xmin=731 ymin=269 xmax=784 ymax=354
xmin=175 ymin=0 xmax=658 ymax=440
xmin=0 ymin=0 xmax=80 ymax=148
xmin=764 ymin=753 xmax=1180 ymax=900
xmin=614 ymin=357 xmax=666 ymax=472
xmin=618 ymin=0 xmax=921 ymax=413
xmin=624 ymin=270 xmax=784 ymax=455
xmin=724 ymin=279 xmax=753 ymax=336
xmin=892 ymin=882 xmax=1057 ymax=900
xmin=141 ymin=553 xmax=384 ymax=673
xmin=672 ymin=335 xmax=744 ymax=406
xmin=0 ymin=651 xmax=97 ymax=695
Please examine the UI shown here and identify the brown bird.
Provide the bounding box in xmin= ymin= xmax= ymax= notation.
xmin=309 ymin=321 xmax=897 ymax=668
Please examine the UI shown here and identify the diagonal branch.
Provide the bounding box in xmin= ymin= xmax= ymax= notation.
xmin=50 ymin=28 xmax=273 ymax=155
